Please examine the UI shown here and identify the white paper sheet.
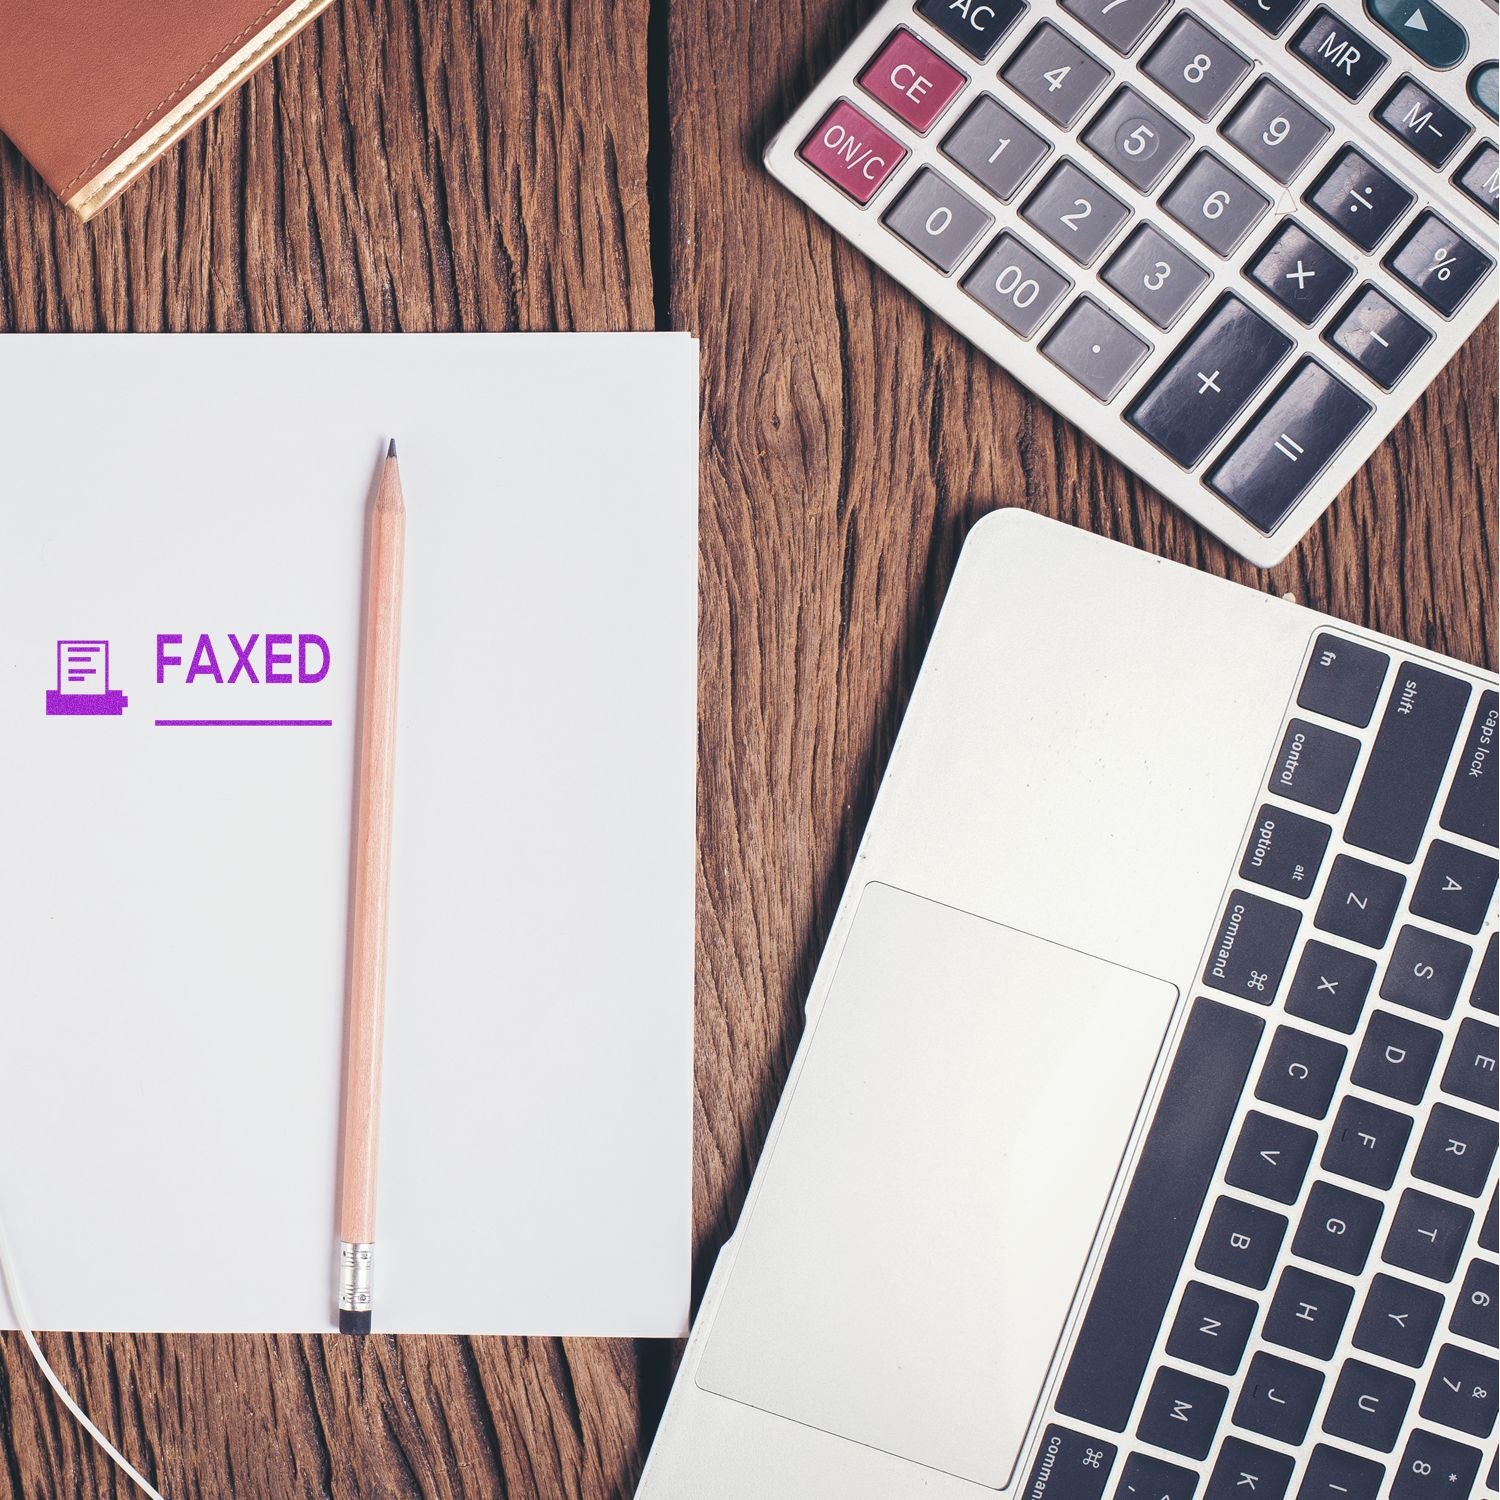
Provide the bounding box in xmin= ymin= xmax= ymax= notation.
xmin=0 ymin=333 xmax=697 ymax=1335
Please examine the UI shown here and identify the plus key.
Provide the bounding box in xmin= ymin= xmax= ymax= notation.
xmin=1129 ymin=294 xmax=1293 ymax=468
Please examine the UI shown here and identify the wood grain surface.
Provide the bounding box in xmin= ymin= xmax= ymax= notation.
xmin=0 ymin=0 xmax=1494 ymax=1494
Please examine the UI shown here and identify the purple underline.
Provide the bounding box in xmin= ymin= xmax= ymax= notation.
xmin=154 ymin=719 xmax=334 ymax=727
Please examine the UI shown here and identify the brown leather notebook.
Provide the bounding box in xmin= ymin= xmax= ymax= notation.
xmin=0 ymin=0 xmax=338 ymax=220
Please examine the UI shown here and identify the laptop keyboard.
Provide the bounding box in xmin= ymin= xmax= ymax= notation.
xmin=764 ymin=0 xmax=1499 ymax=565
xmin=1027 ymin=636 xmax=1498 ymax=1499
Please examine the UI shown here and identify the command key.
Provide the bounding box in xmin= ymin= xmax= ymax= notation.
xmin=1021 ymin=1425 xmax=1115 ymax=1500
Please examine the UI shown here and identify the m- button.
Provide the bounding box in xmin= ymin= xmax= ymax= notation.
xmin=859 ymin=29 xmax=967 ymax=135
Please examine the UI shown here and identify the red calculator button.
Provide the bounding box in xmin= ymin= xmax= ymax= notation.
xmin=858 ymin=29 xmax=967 ymax=134
xmin=798 ymin=100 xmax=908 ymax=204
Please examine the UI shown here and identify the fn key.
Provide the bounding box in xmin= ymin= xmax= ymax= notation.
xmin=1208 ymin=360 xmax=1372 ymax=534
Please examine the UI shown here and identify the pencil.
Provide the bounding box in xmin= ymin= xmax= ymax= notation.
xmin=337 ymin=438 xmax=405 ymax=1335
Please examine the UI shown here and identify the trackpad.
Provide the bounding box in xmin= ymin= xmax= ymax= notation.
xmin=696 ymin=883 xmax=1177 ymax=1489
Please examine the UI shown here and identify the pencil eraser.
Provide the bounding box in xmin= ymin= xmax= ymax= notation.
xmin=339 ymin=1309 xmax=372 ymax=1336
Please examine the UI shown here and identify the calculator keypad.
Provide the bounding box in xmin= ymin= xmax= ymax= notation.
xmin=882 ymin=166 xmax=994 ymax=270
xmin=1083 ymin=85 xmax=1190 ymax=191
xmin=915 ymin=0 xmax=1027 ymax=59
xmin=941 ymin=95 xmax=1051 ymax=200
xmin=1161 ymin=151 xmax=1269 ymax=255
xmin=1022 ymin=158 xmax=1131 ymax=263
xmin=1002 ymin=22 xmax=1112 ymax=126
xmin=1290 ymin=8 xmax=1388 ymax=100
xmin=1306 ymin=147 xmax=1414 ymax=252
xmin=1142 ymin=15 xmax=1248 ymax=118
xmin=1220 ymin=78 xmax=1330 ymax=184
xmin=963 ymin=231 xmax=1072 ymax=334
xmin=1040 ymin=294 xmax=1151 ymax=398
xmin=1102 ymin=222 xmax=1209 ymax=327
xmin=1245 ymin=221 xmax=1353 ymax=324
xmin=777 ymin=0 xmax=1500 ymax=560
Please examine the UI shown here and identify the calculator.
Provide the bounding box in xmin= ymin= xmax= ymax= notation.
xmin=765 ymin=0 xmax=1500 ymax=565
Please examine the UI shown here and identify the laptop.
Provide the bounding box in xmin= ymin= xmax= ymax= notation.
xmin=639 ymin=510 xmax=1498 ymax=1499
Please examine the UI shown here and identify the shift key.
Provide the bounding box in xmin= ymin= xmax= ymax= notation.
xmin=1345 ymin=664 xmax=1470 ymax=863
xmin=1442 ymin=690 xmax=1498 ymax=846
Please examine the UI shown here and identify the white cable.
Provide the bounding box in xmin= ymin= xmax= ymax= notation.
xmin=0 ymin=1210 xmax=170 ymax=1500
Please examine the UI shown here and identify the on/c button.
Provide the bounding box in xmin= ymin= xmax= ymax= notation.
xmin=858 ymin=28 xmax=968 ymax=134
xmin=799 ymin=100 xmax=908 ymax=205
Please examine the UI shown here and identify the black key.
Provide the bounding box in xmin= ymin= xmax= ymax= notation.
xmin=1239 ymin=805 xmax=1330 ymax=897
xmin=1205 ymin=1437 xmax=1293 ymax=1500
xmin=1137 ymin=1366 xmax=1227 ymax=1459
xmin=1324 ymin=284 xmax=1432 ymax=390
xmin=1322 ymin=1094 xmax=1413 ymax=1188
xmin=1473 ymin=60 xmax=1499 ymax=119
xmin=1354 ymin=1272 xmax=1443 ymax=1365
xmin=1483 ymin=1190 xmax=1498 ymax=1251
xmin=1226 ymin=0 xmax=1306 ymax=35
xmin=1203 ymin=889 xmax=1299 ymax=1002
xmin=1306 ymin=147 xmax=1415 ymax=253
xmin=1299 ymin=634 xmax=1389 ymax=728
xmin=1127 ymin=294 xmax=1291 ymax=468
xmin=1368 ymin=0 xmax=1468 ymax=71
xmin=1263 ymin=1265 xmax=1354 ymax=1359
xmin=1452 ymin=1258 xmax=1499 ymax=1344
xmin=1055 ymin=998 xmax=1263 ymax=1431
xmin=1411 ymin=840 xmax=1498 ymax=934
xmin=1324 ymin=1359 xmax=1413 ymax=1452
xmin=1442 ymin=690 xmax=1499 ymax=845
xmin=1062 ymin=0 xmax=1170 ymax=54
xmin=916 ymin=0 xmax=1028 ymax=59
xmin=1376 ymin=76 xmax=1471 ymax=169
xmin=1391 ymin=1430 xmax=1484 ymax=1500
xmin=1444 ymin=1016 xmax=1500 ymax=1105
xmin=1256 ymin=1025 xmax=1347 ymax=1118
xmin=1446 ymin=1014 xmax=1500 ymax=1110
xmin=1384 ymin=1188 xmax=1472 ymax=1281
xmin=1290 ymin=7 xmax=1388 ymax=98
xmin=1315 ymin=855 xmax=1405 ymax=948
xmin=1380 ymin=924 xmax=1471 ymax=1017
xmin=1233 ymin=1351 xmax=1322 ymax=1443
xmin=1246 ymin=223 xmax=1352 ymax=327
xmin=1294 ymin=1180 xmax=1383 ymax=1273
xmin=1167 ymin=1281 xmax=1258 ymax=1375
xmin=1352 ymin=1009 xmax=1443 ymax=1103
xmin=1208 ymin=359 xmax=1372 ymax=534
xmin=1471 ymin=934 xmax=1498 ymax=1011
xmin=1421 ymin=1344 xmax=1498 ymax=1436
xmin=1347 ymin=663 xmax=1471 ymax=862
xmin=1227 ymin=1110 xmax=1317 ymax=1203
xmin=1412 ymin=1101 xmax=1498 ymax=1197
xmin=1268 ymin=718 xmax=1361 ymax=812
xmin=1386 ymin=210 xmax=1496 ymax=319
xmin=1286 ymin=940 xmax=1376 ymax=1033
xmin=1114 ymin=1452 xmax=1197 ymax=1500
xmin=1022 ymin=1424 xmax=1117 ymax=1500
xmin=1298 ymin=1445 xmax=1384 ymax=1500
xmin=1455 ymin=140 xmax=1499 ymax=218
xmin=1195 ymin=1196 xmax=1286 ymax=1288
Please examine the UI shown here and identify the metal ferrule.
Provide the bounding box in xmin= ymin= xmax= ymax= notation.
xmin=338 ymin=1241 xmax=375 ymax=1313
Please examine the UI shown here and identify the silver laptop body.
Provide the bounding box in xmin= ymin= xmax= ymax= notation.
xmin=641 ymin=509 xmax=1499 ymax=1499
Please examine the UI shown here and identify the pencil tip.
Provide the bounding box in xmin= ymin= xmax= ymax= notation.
xmin=387 ymin=438 xmax=397 ymax=459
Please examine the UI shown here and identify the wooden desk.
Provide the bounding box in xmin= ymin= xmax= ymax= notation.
xmin=0 ymin=1 xmax=1493 ymax=1494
